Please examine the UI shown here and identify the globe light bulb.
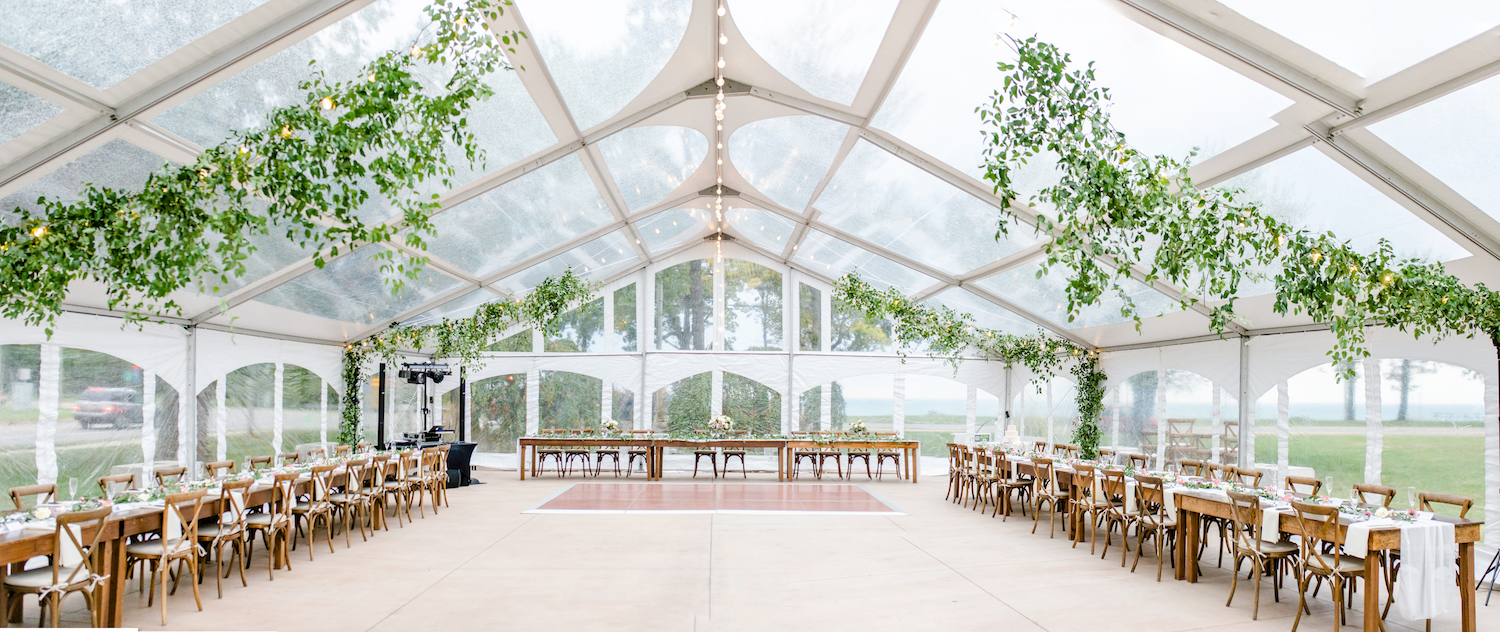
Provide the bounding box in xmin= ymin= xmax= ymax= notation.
xmin=717 ymin=58 xmax=726 ymax=68
xmin=320 ymin=97 xmax=334 ymax=110
xmin=717 ymin=5 xmax=726 ymax=16
xmin=719 ymin=34 xmax=727 ymax=45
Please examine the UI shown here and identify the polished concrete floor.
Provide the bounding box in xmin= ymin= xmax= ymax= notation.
xmin=23 ymin=468 xmax=1500 ymax=631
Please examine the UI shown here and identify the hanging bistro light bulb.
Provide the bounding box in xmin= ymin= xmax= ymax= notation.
xmin=712 ymin=0 xmax=728 ymax=258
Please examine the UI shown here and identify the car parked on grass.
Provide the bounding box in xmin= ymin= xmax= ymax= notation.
xmin=73 ymin=387 xmax=143 ymax=429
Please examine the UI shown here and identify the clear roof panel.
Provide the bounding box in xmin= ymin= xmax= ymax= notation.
xmin=1218 ymin=0 xmax=1500 ymax=81
xmin=1222 ymin=147 xmax=1469 ymax=262
xmin=1 ymin=139 xmax=168 ymax=221
xmin=495 ymin=231 xmax=638 ymax=293
xmin=924 ymin=288 xmax=1038 ymax=337
xmin=251 ymin=244 xmax=464 ymax=326
xmin=974 ymin=259 xmax=1180 ymax=330
xmin=795 ymin=230 xmax=935 ymax=291
xmin=597 ymin=125 xmax=707 ymax=211
xmin=154 ymin=0 xmax=427 ymax=146
xmin=874 ymin=0 xmax=1288 ymax=177
xmin=728 ymin=115 xmax=847 ymax=211
xmin=521 ymin=0 xmax=691 ymax=131
xmin=725 ymin=206 xmax=794 ymax=253
xmin=0 ymin=1 xmax=267 ymax=90
xmin=200 ymin=209 xmax=318 ymax=296
xmin=729 ymin=0 xmax=899 ymax=105
xmin=814 ymin=140 xmax=1036 ymax=276
xmin=1368 ymin=75 xmax=1500 ymax=224
xmin=0 ymin=83 xmax=63 ymax=146
xmin=637 ymin=207 xmax=709 ymax=253
xmin=404 ymin=288 xmax=499 ymax=327
xmin=418 ymin=153 xmax=614 ymax=278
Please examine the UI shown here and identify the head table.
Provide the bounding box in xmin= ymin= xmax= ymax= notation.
xmin=516 ymin=435 xmax=921 ymax=483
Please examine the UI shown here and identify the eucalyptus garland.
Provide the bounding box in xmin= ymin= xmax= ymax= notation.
xmin=0 ymin=1 xmax=522 ymax=334
xmin=833 ymin=273 xmax=1106 ymax=458
xmin=338 ymin=269 xmax=597 ymax=445
xmin=979 ymin=36 xmax=1500 ymax=373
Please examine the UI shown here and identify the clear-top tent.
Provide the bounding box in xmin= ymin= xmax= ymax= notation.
xmin=0 ymin=0 xmax=1497 ymax=543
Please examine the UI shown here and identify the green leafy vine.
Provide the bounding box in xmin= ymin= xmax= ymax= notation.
xmin=833 ymin=273 xmax=1106 ymax=458
xmin=979 ymin=36 xmax=1500 ymax=374
xmin=0 ymin=1 xmax=523 ymax=334
xmin=338 ymin=269 xmax=598 ymax=445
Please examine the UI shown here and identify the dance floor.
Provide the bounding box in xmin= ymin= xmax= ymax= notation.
xmin=524 ymin=482 xmax=904 ymax=515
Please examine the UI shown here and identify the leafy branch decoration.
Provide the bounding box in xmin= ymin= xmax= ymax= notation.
xmin=833 ymin=273 xmax=1106 ymax=458
xmin=339 ymin=269 xmax=598 ymax=445
xmin=979 ymin=36 xmax=1500 ymax=375
xmin=0 ymin=1 xmax=523 ymax=335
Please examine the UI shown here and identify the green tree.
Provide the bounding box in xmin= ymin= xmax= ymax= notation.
xmin=722 ymin=372 xmax=780 ymax=434
xmin=1384 ymin=360 xmax=1437 ymax=421
xmin=471 ymin=373 xmax=524 ymax=453
xmin=655 ymin=261 xmax=711 ymax=350
xmin=724 ymin=261 xmax=783 ymax=350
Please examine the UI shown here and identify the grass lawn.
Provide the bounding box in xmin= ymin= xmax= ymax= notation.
xmin=1255 ymin=431 xmax=1486 ymax=523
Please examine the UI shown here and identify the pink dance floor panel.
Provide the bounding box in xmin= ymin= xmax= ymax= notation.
xmin=525 ymin=483 xmax=903 ymax=515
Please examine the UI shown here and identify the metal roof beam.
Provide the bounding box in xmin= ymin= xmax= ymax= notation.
xmin=1113 ymin=0 xmax=1362 ymax=117
xmin=1310 ymin=124 xmax=1500 ymax=262
xmin=0 ymin=0 xmax=366 ymax=190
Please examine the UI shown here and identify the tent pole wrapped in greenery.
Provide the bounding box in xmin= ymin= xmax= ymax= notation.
xmin=339 ymin=269 xmax=597 ymax=445
xmin=833 ymin=273 xmax=1106 ymax=458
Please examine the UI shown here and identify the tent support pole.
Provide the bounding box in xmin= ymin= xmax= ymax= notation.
xmin=377 ymin=363 xmax=387 ymax=449
xmin=183 ymin=326 xmax=198 ymax=479
xmin=1238 ymin=337 xmax=1252 ymax=469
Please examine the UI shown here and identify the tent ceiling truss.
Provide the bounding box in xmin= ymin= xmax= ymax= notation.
xmin=8 ymin=0 xmax=1500 ymax=353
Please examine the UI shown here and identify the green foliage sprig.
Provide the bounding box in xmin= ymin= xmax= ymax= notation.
xmin=0 ymin=1 xmax=523 ymax=334
xmin=979 ymin=36 xmax=1500 ymax=372
xmin=338 ymin=269 xmax=598 ymax=444
xmin=833 ymin=273 xmax=1106 ymax=458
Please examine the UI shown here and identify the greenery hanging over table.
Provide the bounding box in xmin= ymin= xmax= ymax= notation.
xmin=978 ymin=36 xmax=1500 ymax=375
xmin=0 ymin=1 xmax=522 ymax=334
xmin=338 ymin=269 xmax=597 ymax=445
xmin=833 ymin=273 xmax=1106 ymax=458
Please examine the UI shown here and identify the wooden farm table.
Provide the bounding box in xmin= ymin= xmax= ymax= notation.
xmin=516 ymin=437 xmax=921 ymax=483
xmin=0 ymin=463 xmax=389 ymax=627
xmin=517 ymin=437 xmax=657 ymax=481
xmin=780 ymin=440 xmax=922 ymax=483
xmin=1172 ymin=491 xmax=1485 ymax=632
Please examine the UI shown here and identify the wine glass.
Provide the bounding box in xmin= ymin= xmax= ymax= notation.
xmin=67 ymin=477 xmax=78 ymax=501
xmin=1407 ymin=486 xmax=1417 ymax=510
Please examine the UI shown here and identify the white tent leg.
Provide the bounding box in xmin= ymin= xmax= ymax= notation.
xmin=1277 ymin=381 xmax=1290 ymax=488
xmin=893 ymin=371 xmax=905 ymax=438
xmin=272 ymin=362 xmax=284 ymax=459
xmin=142 ymin=369 xmax=157 ymax=479
xmin=1364 ymin=358 xmax=1382 ymax=484
xmin=36 ymin=343 xmax=59 ymax=486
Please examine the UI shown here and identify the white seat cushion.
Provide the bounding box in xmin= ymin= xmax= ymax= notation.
xmin=4 ymin=566 xmax=90 ymax=589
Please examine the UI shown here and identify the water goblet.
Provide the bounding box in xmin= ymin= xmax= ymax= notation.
xmin=67 ymin=477 xmax=78 ymax=500
xmin=1407 ymin=486 xmax=1417 ymax=509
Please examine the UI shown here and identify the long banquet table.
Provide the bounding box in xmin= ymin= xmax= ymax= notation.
xmin=989 ymin=450 xmax=1483 ymax=632
xmin=516 ymin=436 xmax=921 ymax=483
xmin=1173 ymin=491 xmax=1484 ymax=632
xmin=0 ymin=464 xmax=380 ymax=627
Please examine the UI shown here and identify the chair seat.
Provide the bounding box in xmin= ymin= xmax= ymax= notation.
xmin=1139 ymin=516 xmax=1177 ymax=529
xmin=1307 ymin=553 xmax=1366 ymax=573
xmin=245 ymin=513 xmax=287 ymax=528
xmin=196 ymin=523 xmax=243 ymax=539
xmin=1243 ymin=540 xmax=1299 ymax=557
xmin=693 ymin=450 xmax=717 ymax=455
xmin=126 ymin=538 xmax=194 ymax=558
xmin=328 ymin=493 xmax=365 ymax=503
xmin=4 ymin=566 xmax=91 ymax=590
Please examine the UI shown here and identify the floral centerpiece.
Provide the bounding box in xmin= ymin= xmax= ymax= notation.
xmin=1374 ymin=506 xmax=1420 ymax=522
xmin=709 ymin=415 xmax=733 ymax=433
xmin=601 ymin=419 xmax=619 ymax=433
xmin=848 ymin=420 xmax=868 ymax=434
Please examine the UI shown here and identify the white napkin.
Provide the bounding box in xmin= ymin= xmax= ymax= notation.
xmin=1344 ymin=517 xmax=1391 ymax=558
xmin=1260 ymin=505 xmax=1292 ymax=543
xmin=1395 ymin=520 xmax=1457 ymax=621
